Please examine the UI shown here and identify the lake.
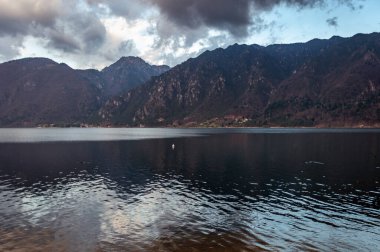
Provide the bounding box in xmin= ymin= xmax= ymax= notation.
xmin=0 ymin=128 xmax=379 ymax=251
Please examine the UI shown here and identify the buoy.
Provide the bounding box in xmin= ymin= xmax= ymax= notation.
xmin=172 ymin=144 xmax=175 ymax=150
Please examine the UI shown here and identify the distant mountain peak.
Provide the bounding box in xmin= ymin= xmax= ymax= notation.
xmin=117 ymin=56 xmax=147 ymax=65
xmin=98 ymin=56 xmax=170 ymax=96
xmin=104 ymin=55 xmax=170 ymax=72
xmin=102 ymin=56 xmax=169 ymax=72
xmin=7 ymin=57 xmax=58 ymax=66
xmin=102 ymin=56 xmax=145 ymax=72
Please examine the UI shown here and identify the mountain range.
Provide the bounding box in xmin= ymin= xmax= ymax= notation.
xmin=100 ymin=32 xmax=380 ymax=127
xmin=0 ymin=32 xmax=379 ymax=127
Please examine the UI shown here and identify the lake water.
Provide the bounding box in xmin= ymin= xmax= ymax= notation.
xmin=0 ymin=128 xmax=379 ymax=251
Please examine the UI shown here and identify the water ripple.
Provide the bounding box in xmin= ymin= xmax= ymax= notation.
xmin=1 ymin=131 xmax=380 ymax=251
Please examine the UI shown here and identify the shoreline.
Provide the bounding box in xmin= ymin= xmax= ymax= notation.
xmin=0 ymin=125 xmax=379 ymax=129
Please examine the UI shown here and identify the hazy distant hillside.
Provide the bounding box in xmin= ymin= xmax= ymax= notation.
xmin=100 ymin=33 xmax=380 ymax=127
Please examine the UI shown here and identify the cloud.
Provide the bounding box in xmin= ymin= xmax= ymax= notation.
xmin=86 ymin=0 xmax=148 ymax=20
xmin=326 ymin=17 xmax=338 ymax=27
xmin=47 ymin=31 xmax=80 ymax=53
xmin=148 ymin=0 xmax=252 ymax=37
xmin=0 ymin=35 xmax=24 ymax=60
xmin=148 ymin=0 xmax=362 ymax=38
xmin=0 ymin=0 xmax=61 ymax=35
xmin=63 ymin=12 xmax=107 ymax=54
xmin=336 ymin=0 xmax=364 ymax=10
xmin=0 ymin=0 xmax=369 ymax=68
xmin=138 ymin=0 xmax=362 ymax=66
xmin=146 ymin=29 xmax=232 ymax=66
xmin=118 ymin=40 xmax=137 ymax=55
xmin=0 ymin=0 xmax=111 ymax=67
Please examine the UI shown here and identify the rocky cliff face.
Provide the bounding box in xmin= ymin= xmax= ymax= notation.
xmin=265 ymin=33 xmax=380 ymax=126
xmin=100 ymin=33 xmax=380 ymax=127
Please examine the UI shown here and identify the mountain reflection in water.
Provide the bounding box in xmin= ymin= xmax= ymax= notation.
xmin=0 ymin=129 xmax=379 ymax=251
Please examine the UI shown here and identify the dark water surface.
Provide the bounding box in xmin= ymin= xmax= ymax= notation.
xmin=0 ymin=128 xmax=379 ymax=251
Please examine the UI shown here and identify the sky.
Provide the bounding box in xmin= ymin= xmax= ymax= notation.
xmin=0 ymin=0 xmax=379 ymax=69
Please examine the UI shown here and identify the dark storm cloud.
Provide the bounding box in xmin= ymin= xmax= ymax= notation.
xmin=84 ymin=0 xmax=365 ymax=40
xmin=149 ymin=0 xmax=362 ymax=37
xmin=47 ymin=32 xmax=80 ymax=53
xmin=326 ymin=16 xmax=338 ymax=27
xmin=69 ymin=13 xmax=107 ymax=53
xmin=0 ymin=19 xmax=28 ymax=36
xmin=151 ymin=0 xmax=251 ymax=37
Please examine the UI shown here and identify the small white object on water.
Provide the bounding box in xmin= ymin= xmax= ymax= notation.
xmin=172 ymin=144 xmax=175 ymax=150
xmin=305 ymin=161 xmax=325 ymax=165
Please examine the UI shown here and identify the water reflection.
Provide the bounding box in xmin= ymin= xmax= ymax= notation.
xmin=0 ymin=131 xmax=379 ymax=251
